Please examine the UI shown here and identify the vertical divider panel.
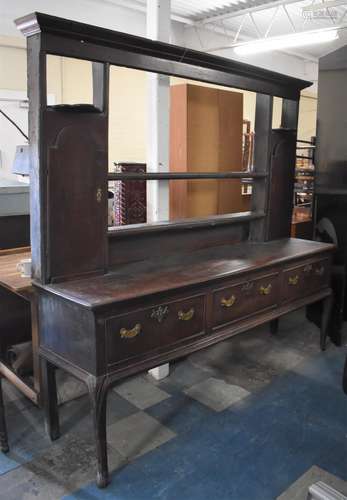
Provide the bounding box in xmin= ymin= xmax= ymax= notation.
xmin=249 ymin=93 xmax=273 ymax=241
xmin=28 ymin=49 xmax=110 ymax=283
xmin=27 ymin=34 xmax=48 ymax=283
xmin=281 ymin=98 xmax=299 ymax=130
xmin=265 ymin=97 xmax=299 ymax=240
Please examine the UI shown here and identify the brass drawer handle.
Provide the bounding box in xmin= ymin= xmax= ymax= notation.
xmin=120 ymin=323 xmax=141 ymax=339
xmin=315 ymin=266 xmax=325 ymax=276
xmin=221 ymin=295 xmax=236 ymax=308
xmin=259 ymin=284 xmax=272 ymax=295
xmin=288 ymin=275 xmax=299 ymax=286
xmin=178 ymin=308 xmax=194 ymax=321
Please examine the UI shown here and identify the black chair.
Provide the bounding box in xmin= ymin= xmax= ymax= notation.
xmin=0 ymin=375 xmax=9 ymax=453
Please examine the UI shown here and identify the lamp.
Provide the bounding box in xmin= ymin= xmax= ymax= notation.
xmin=0 ymin=108 xmax=30 ymax=176
xmin=233 ymin=28 xmax=338 ymax=55
xmin=12 ymin=145 xmax=30 ymax=176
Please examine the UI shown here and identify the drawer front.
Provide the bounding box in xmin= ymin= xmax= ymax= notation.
xmin=282 ymin=258 xmax=330 ymax=303
xmin=212 ymin=273 xmax=278 ymax=328
xmin=310 ymin=258 xmax=330 ymax=291
xmin=106 ymin=295 xmax=205 ymax=366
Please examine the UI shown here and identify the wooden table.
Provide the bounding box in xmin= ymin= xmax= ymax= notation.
xmin=0 ymin=248 xmax=39 ymax=405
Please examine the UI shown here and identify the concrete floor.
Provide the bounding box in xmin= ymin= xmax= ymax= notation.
xmin=1 ymin=308 xmax=347 ymax=499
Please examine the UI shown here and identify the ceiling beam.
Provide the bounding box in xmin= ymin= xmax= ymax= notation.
xmin=96 ymin=0 xmax=195 ymax=25
xmin=190 ymin=0 xmax=305 ymax=27
xmin=302 ymin=0 xmax=347 ymax=11
xmin=94 ymin=0 xmax=318 ymax=63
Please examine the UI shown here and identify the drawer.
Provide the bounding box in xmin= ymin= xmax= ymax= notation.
xmin=281 ymin=258 xmax=330 ymax=303
xmin=106 ymin=295 xmax=205 ymax=366
xmin=310 ymin=258 xmax=330 ymax=291
xmin=212 ymin=273 xmax=278 ymax=329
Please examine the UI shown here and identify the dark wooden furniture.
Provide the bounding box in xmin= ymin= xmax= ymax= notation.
xmin=0 ymin=248 xmax=40 ymax=405
xmin=15 ymin=12 xmax=334 ymax=489
xmin=37 ymin=238 xmax=333 ymax=488
xmin=0 ymin=216 xmax=30 ymax=250
xmin=313 ymin=45 xmax=347 ymax=344
xmin=0 ymin=247 xmax=37 ymax=455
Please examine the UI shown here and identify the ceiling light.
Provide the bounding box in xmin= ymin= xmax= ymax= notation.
xmin=233 ymin=28 xmax=338 ymax=55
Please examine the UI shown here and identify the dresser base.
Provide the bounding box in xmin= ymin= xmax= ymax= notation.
xmin=39 ymin=288 xmax=332 ymax=488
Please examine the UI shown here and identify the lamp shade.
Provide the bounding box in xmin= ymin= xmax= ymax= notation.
xmin=12 ymin=144 xmax=30 ymax=176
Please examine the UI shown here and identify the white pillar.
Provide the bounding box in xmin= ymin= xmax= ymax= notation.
xmin=146 ymin=0 xmax=170 ymax=223
xmin=147 ymin=0 xmax=171 ymax=381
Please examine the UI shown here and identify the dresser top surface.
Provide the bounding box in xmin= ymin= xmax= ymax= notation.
xmin=36 ymin=238 xmax=334 ymax=309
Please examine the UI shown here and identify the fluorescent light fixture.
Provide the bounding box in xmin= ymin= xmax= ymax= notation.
xmin=233 ymin=28 xmax=338 ymax=55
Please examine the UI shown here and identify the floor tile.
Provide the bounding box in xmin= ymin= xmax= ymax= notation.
xmin=55 ymin=370 xmax=87 ymax=405
xmin=0 ymin=464 xmax=67 ymax=500
xmin=114 ymin=375 xmax=170 ymax=409
xmin=59 ymin=390 xmax=139 ymax=436
xmin=0 ymin=433 xmax=124 ymax=500
xmin=5 ymin=405 xmax=49 ymax=463
xmin=107 ymin=411 xmax=176 ymax=460
xmin=277 ymin=465 xmax=347 ymax=500
xmin=146 ymin=393 xmax=213 ymax=434
xmin=2 ymin=380 xmax=34 ymax=416
xmin=184 ymin=377 xmax=250 ymax=412
xmin=150 ymin=358 xmax=212 ymax=395
xmin=0 ymin=452 xmax=21 ymax=477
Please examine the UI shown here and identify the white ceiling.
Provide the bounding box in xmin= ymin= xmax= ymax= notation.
xmin=133 ymin=0 xmax=281 ymax=21
xmin=130 ymin=0 xmax=347 ymax=58
xmin=3 ymin=0 xmax=346 ymax=59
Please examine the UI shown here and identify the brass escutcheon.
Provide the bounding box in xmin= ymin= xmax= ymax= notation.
xmin=120 ymin=323 xmax=141 ymax=339
xmin=178 ymin=308 xmax=194 ymax=321
xmin=241 ymin=281 xmax=253 ymax=293
xmin=151 ymin=305 xmax=169 ymax=323
xmin=96 ymin=188 xmax=102 ymax=203
xmin=221 ymin=295 xmax=236 ymax=308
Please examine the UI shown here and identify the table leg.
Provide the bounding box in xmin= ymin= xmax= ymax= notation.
xmin=270 ymin=318 xmax=279 ymax=335
xmin=30 ymin=293 xmax=41 ymax=402
xmin=41 ymin=357 xmax=60 ymax=441
xmin=320 ymin=295 xmax=333 ymax=352
xmin=0 ymin=376 xmax=9 ymax=453
xmin=87 ymin=376 xmax=109 ymax=489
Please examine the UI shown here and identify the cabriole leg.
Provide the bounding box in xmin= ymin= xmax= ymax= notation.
xmin=320 ymin=295 xmax=333 ymax=351
xmin=41 ymin=357 xmax=60 ymax=441
xmin=87 ymin=376 xmax=109 ymax=489
xmin=0 ymin=376 xmax=9 ymax=453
